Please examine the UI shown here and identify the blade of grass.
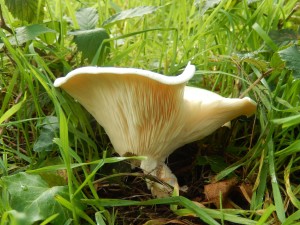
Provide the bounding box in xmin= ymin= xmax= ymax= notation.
xmin=252 ymin=23 xmax=278 ymax=51
xmin=284 ymin=156 xmax=300 ymax=209
xmin=83 ymin=196 xmax=261 ymax=225
xmin=84 ymin=197 xmax=223 ymax=225
xmin=250 ymin=150 xmax=268 ymax=210
xmin=57 ymin=107 xmax=78 ymax=224
xmin=255 ymin=204 xmax=276 ymax=225
xmin=73 ymin=157 xmax=105 ymax=198
xmin=55 ymin=195 xmax=96 ymax=225
xmin=39 ymin=213 xmax=59 ymax=225
xmin=267 ymin=125 xmax=286 ymax=223
xmin=272 ymin=114 xmax=300 ymax=129
xmin=0 ymin=93 xmax=26 ymax=124
xmin=64 ymin=0 xmax=79 ymax=29
xmin=282 ymin=210 xmax=300 ymax=225
xmin=26 ymin=156 xmax=146 ymax=174
xmin=95 ymin=211 xmax=106 ymax=225
xmin=0 ymin=71 xmax=18 ymax=116
xmin=275 ymin=140 xmax=300 ymax=157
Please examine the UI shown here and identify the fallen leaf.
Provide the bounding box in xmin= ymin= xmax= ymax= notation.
xmin=204 ymin=177 xmax=238 ymax=208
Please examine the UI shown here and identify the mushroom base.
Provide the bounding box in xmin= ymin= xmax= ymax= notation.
xmin=140 ymin=157 xmax=179 ymax=198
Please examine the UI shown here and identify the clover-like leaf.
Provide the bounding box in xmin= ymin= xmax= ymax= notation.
xmin=197 ymin=155 xmax=228 ymax=173
xmin=195 ymin=0 xmax=221 ymax=15
xmin=102 ymin=6 xmax=158 ymax=27
xmin=1 ymin=172 xmax=73 ymax=225
xmin=269 ymin=29 xmax=298 ymax=46
xmin=10 ymin=24 xmax=56 ymax=45
xmin=76 ymin=7 xmax=99 ymax=30
xmin=278 ymin=45 xmax=300 ymax=79
xmin=70 ymin=28 xmax=110 ymax=65
xmin=39 ymin=21 xmax=62 ymax=45
xmin=33 ymin=116 xmax=59 ymax=152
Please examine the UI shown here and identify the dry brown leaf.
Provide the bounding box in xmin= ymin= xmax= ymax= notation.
xmin=239 ymin=182 xmax=253 ymax=203
xmin=57 ymin=169 xmax=68 ymax=182
xmin=204 ymin=177 xmax=238 ymax=208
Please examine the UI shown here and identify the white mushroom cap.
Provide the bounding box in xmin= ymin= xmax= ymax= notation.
xmin=54 ymin=62 xmax=196 ymax=86
xmin=54 ymin=63 xmax=256 ymax=197
xmin=181 ymin=86 xmax=257 ymax=145
xmin=54 ymin=63 xmax=196 ymax=160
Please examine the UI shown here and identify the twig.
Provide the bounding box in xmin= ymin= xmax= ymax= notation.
xmin=239 ymin=68 xmax=273 ymax=98
xmin=279 ymin=3 xmax=300 ymax=29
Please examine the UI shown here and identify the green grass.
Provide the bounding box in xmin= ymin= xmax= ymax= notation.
xmin=1 ymin=0 xmax=300 ymax=224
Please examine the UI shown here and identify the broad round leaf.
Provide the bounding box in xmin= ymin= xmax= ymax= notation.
xmin=1 ymin=172 xmax=72 ymax=225
xmin=76 ymin=7 xmax=99 ymax=30
xmin=4 ymin=0 xmax=44 ymax=23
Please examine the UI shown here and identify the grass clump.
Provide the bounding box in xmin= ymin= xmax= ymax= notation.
xmin=1 ymin=0 xmax=300 ymax=224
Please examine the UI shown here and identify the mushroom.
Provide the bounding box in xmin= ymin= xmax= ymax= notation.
xmin=54 ymin=62 xmax=256 ymax=197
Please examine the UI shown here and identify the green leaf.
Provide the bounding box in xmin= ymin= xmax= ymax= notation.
xmin=84 ymin=196 xmax=258 ymax=224
xmin=270 ymin=52 xmax=285 ymax=71
xmin=76 ymin=7 xmax=98 ymax=30
xmin=272 ymin=114 xmax=300 ymax=128
xmin=4 ymin=0 xmax=44 ymax=23
xmin=282 ymin=210 xmax=300 ymax=225
xmin=0 ymin=38 xmax=3 ymax=49
xmin=267 ymin=137 xmax=286 ymax=222
xmin=278 ymin=45 xmax=300 ymax=79
xmin=102 ymin=6 xmax=158 ymax=27
xmin=195 ymin=0 xmax=221 ymax=15
xmin=5 ymin=210 xmax=29 ymax=225
xmin=10 ymin=24 xmax=56 ymax=45
xmin=247 ymin=0 xmax=260 ymax=4
xmin=275 ymin=140 xmax=300 ymax=157
xmin=1 ymin=172 xmax=73 ymax=225
xmin=33 ymin=116 xmax=59 ymax=152
xmin=95 ymin=211 xmax=107 ymax=225
xmin=0 ymin=93 xmax=26 ymax=124
xmin=252 ymin=23 xmax=278 ymax=51
xmin=256 ymin=204 xmax=276 ymax=224
xmin=70 ymin=28 xmax=110 ymax=65
xmin=269 ymin=29 xmax=298 ymax=46
xmin=39 ymin=21 xmax=62 ymax=45
xmin=236 ymin=52 xmax=268 ymax=71
xmin=197 ymin=155 xmax=228 ymax=173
